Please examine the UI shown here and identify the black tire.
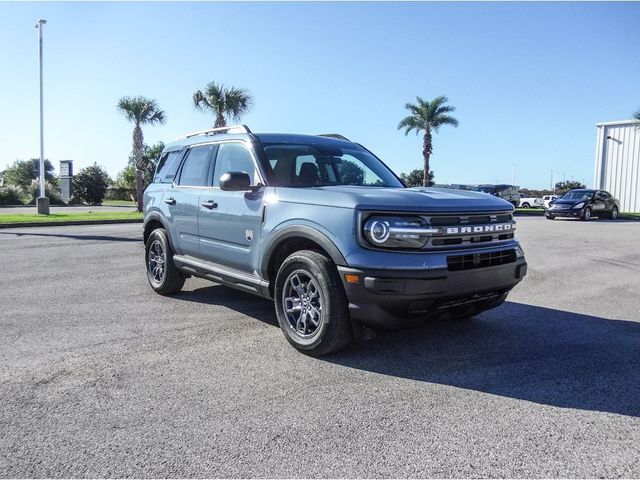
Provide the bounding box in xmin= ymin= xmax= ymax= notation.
xmin=582 ymin=207 xmax=592 ymax=221
xmin=521 ymin=202 xmax=530 ymax=209
xmin=145 ymin=228 xmax=185 ymax=295
xmin=274 ymin=250 xmax=353 ymax=356
xmin=610 ymin=206 xmax=619 ymax=220
xmin=546 ymin=215 xmax=555 ymax=220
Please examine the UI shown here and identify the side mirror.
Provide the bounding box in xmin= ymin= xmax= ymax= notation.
xmin=220 ymin=171 xmax=251 ymax=191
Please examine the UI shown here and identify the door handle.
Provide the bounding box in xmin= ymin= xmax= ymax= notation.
xmin=164 ymin=197 xmax=176 ymax=206
xmin=201 ymin=200 xmax=218 ymax=209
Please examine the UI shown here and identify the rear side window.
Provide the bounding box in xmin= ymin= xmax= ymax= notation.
xmin=178 ymin=145 xmax=215 ymax=186
xmin=154 ymin=150 xmax=182 ymax=183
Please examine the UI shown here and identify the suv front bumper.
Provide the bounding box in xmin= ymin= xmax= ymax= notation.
xmin=338 ymin=258 xmax=527 ymax=329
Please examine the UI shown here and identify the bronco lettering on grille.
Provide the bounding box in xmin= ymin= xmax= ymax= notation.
xmin=444 ymin=224 xmax=514 ymax=235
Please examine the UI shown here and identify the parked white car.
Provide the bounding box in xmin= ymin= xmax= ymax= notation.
xmin=543 ymin=195 xmax=559 ymax=208
xmin=519 ymin=194 xmax=544 ymax=208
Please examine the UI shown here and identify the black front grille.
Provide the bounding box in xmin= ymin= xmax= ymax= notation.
xmin=429 ymin=213 xmax=512 ymax=227
xmin=447 ymin=249 xmax=517 ymax=272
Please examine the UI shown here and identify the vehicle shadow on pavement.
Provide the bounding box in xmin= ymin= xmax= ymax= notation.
xmin=325 ymin=301 xmax=640 ymax=418
xmin=172 ymin=286 xmax=640 ymax=417
xmin=176 ymin=285 xmax=279 ymax=327
xmin=0 ymin=231 xmax=140 ymax=243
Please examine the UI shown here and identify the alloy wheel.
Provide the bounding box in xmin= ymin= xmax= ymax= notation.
xmin=148 ymin=240 xmax=166 ymax=284
xmin=282 ymin=270 xmax=323 ymax=338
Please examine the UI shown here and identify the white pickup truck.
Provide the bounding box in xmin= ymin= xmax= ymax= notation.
xmin=542 ymin=195 xmax=559 ymax=208
xmin=519 ymin=194 xmax=544 ymax=208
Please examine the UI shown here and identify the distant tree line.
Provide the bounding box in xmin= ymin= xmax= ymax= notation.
xmin=0 ymin=158 xmax=111 ymax=206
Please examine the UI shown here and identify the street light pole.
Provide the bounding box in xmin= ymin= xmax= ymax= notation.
xmin=511 ymin=163 xmax=515 ymax=186
xmin=35 ymin=18 xmax=49 ymax=215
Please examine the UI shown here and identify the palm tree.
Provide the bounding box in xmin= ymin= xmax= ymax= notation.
xmin=192 ymin=81 xmax=252 ymax=128
xmin=633 ymin=109 xmax=640 ymax=125
xmin=117 ymin=96 xmax=166 ymax=212
xmin=398 ymin=96 xmax=459 ymax=187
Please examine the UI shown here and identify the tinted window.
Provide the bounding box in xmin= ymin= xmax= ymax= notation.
xmin=262 ymin=144 xmax=401 ymax=188
xmin=154 ymin=150 xmax=182 ymax=183
xmin=213 ymin=143 xmax=256 ymax=187
xmin=178 ymin=145 xmax=214 ymax=186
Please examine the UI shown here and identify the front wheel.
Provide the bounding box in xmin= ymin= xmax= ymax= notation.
xmin=145 ymin=228 xmax=185 ymax=295
xmin=521 ymin=202 xmax=530 ymax=209
xmin=582 ymin=207 xmax=592 ymax=221
xmin=610 ymin=206 xmax=619 ymax=220
xmin=546 ymin=215 xmax=555 ymax=220
xmin=274 ymin=250 xmax=353 ymax=356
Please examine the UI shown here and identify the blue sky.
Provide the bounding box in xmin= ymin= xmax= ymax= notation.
xmin=0 ymin=2 xmax=638 ymax=189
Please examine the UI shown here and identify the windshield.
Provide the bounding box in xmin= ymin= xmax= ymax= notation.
xmin=475 ymin=186 xmax=496 ymax=193
xmin=260 ymin=143 xmax=403 ymax=188
xmin=562 ymin=190 xmax=593 ymax=200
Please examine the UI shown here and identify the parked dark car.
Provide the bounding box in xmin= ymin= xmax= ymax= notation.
xmin=473 ymin=184 xmax=520 ymax=207
xmin=545 ymin=189 xmax=620 ymax=221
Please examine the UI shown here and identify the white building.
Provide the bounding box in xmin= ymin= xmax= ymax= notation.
xmin=594 ymin=120 xmax=640 ymax=212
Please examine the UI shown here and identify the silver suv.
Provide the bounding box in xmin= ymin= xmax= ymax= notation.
xmin=143 ymin=125 xmax=527 ymax=355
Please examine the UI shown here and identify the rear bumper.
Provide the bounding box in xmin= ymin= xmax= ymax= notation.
xmin=338 ymin=258 xmax=527 ymax=329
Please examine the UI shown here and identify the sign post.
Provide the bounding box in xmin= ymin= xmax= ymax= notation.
xmin=59 ymin=160 xmax=73 ymax=204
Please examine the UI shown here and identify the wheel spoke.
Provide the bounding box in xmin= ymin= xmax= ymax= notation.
xmin=284 ymin=297 xmax=302 ymax=313
xmin=308 ymin=306 xmax=321 ymax=326
xmin=296 ymin=312 xmax=308 ymax=334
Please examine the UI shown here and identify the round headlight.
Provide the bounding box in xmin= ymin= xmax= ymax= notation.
xmin=369 ymin=220 xmax=390 ymax=244
xmin=363 ymin=215 xmax=437 ymax=249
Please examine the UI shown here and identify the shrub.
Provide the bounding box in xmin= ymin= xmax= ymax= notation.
xmin=105 ymin=186 xmax=135 ymax=201
xmin=0 ymin=185 xmax=24 ymax=205
xmin=26 ymin=180 xmax=64 ymax=205
xmin=72 ymin=163 xmax=109 ymax=205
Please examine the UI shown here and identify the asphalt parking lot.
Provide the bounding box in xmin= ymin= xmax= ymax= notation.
xmin=1 ymin=216 xmax=639 ymax=477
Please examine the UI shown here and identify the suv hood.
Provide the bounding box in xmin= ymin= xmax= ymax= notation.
xmin=274 ymin=186 xmax=514 ymax=213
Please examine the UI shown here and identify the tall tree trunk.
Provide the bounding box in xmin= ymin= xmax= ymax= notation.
xmin=133 ymin=125 xmax=144 ymax=213
xmin=422 ymin=128 xmax=433 ymax=187
xmin=214 ymin=113 xmax=226 ymax=128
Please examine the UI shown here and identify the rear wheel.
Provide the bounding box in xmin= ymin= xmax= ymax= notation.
xmin=521 ymin=202 xmax=530 ymax=208
xmin=582 ymin=207 xmax=592 ymax=221
xmin=145 ymin=228 xmax=185 ymax=295
xmin=274 ymin=250 xmax=352 ymax=356
xmin=610 ymin=206 xmax=619 ymax=220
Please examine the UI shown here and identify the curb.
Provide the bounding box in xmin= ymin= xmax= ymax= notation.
xmin=0 ymin=218 xmax=143 ymax=229
xmin=514 ymin=211 xmax=545 ymax=216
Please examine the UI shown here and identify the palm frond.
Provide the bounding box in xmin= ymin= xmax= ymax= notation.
xmin=192 ymin=90 xmax=207 ymax=110
xmin=117 ymin=96 xmax=165 ymax=126
xmin=193 ymin=81 xmax=253 ymax=124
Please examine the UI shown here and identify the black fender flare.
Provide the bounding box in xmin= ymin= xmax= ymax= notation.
xmin=261 ymin=225 xmax=347 ymax=279
xmin=143 ymin=212 xmax=176 ymax=252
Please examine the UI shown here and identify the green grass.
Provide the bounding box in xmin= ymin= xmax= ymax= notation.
xmin=620 ymin=212 xmax=640 ymax=220
xmin=102 ymin=199 xmax=136 ymax=206
xmin=0 ymin=211 xmax=142 ymax=225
